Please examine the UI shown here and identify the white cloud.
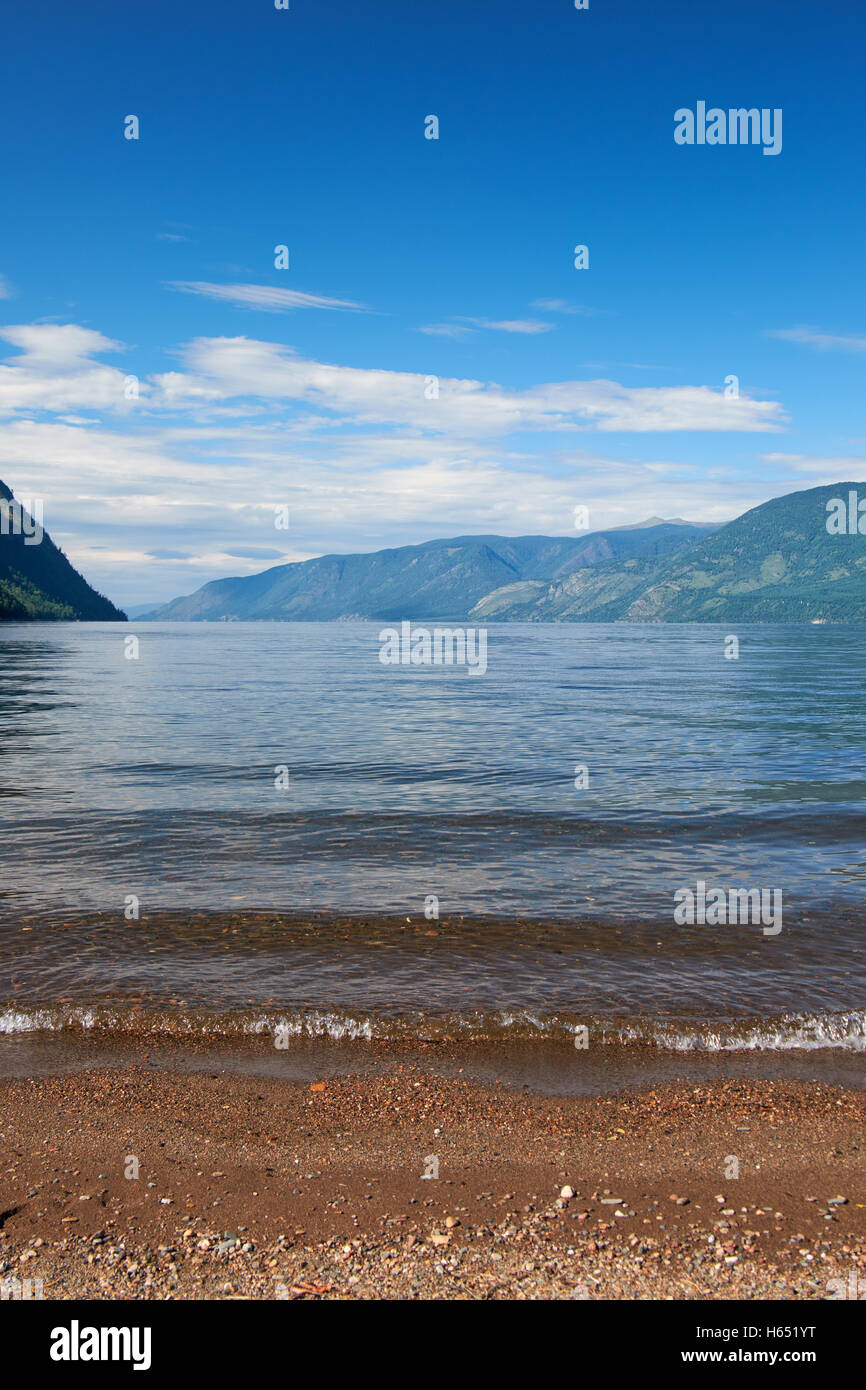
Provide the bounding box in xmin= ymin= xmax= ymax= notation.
xmin=151 ymin=335 xmax=787 ymax=435
xmin=1 ymin=323 xmax=122 ymax=362
xmin=0 ymin=323 xmax=135 ymax=415
xmin=167 ymin=282 xmax=366 ymax=313
xmin=0 ymin=275 xmax=12 ymax=299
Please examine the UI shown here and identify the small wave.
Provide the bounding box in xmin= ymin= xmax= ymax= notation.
xmin=245 ymin=1013 xmax=375 ymax=1042
xmin=0 ymin=1003 xmax=863 ymax=1051
xmin=646 ymin=1010 xmax=866 ymax=1053
xmin=0 ymin=1007 xmax=99 ymax=1034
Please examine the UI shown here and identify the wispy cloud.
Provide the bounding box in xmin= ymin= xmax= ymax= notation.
xmin=166 ymin=282 xmax=366 ymax=313
xmin=466 ymin=317 xmax=553 ymax=334
xmin=418 ymin=316 xmax=553 ymax=337
xmin=580 ymin=361 xmax=677 ymax=373
xmin=0 ymin=275 xmax=13 ymax=299
xmin=531 ymin=299 xmax=605 ymax=316
xmin=767 ymin=325 xmax=866 ymax=353
xmin=418 ymin=322 xmax=473 ymax=339
xmin=760 ymin=451 xmax=866 ymax=479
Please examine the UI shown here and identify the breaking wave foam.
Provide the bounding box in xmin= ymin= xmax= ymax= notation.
xmin=0 ymin=1004 xmax=863 ymax=1051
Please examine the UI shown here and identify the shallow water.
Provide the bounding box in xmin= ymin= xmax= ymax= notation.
xmin=0 ymin=620 xmax=863 ymax=1052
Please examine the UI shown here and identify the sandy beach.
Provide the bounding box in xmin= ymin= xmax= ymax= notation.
xmin=0 ymin=1055 xmax=863 ymax=1300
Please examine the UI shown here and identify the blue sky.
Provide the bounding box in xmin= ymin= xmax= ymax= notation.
xmin=1 ymin=0 xmax=864 ymax=606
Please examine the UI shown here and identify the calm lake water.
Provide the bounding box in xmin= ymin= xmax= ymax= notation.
xmin=0 ymin=621 xmax=864 ymax=1052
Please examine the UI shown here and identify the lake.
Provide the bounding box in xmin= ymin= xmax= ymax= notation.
xmin=0 ymin=621 xmax=863 ymax=1056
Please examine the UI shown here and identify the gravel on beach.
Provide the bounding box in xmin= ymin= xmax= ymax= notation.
xmin=0 ymin=1063 xmax=863 ymax=1300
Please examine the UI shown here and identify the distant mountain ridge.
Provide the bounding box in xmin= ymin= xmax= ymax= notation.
xmin=470 ymin=483 xmax=866 ymax=623
xmin=7 ymin=480 xmax=863 ymax=624
xmin=141 ymin=484 xmax=866 ymax=623
xmin=142 ymin=520 xmax=715 ymax=622
xmin=0 ymin=480 xmax=126 ymax=622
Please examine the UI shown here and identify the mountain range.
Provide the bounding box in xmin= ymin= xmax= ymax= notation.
xmin=141 ymin=483 xmax=866 ymax=624
xmin=142 ymin=519 xmax=715 ymax=622
xmin=0 ymin=481 xmax=125 ymax=622
xmin=3 ymin=479 xmax=864 ymax=624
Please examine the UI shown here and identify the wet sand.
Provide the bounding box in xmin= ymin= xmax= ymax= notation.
xmin=0 ymin=1052 xmax=863 ymax=1299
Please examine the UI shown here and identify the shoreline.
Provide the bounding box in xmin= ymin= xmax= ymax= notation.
xmin=2 ymin=1027 xmax=866 ymax=1092
xmin=1 ymin=1058 xmax=863 ymax=1300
